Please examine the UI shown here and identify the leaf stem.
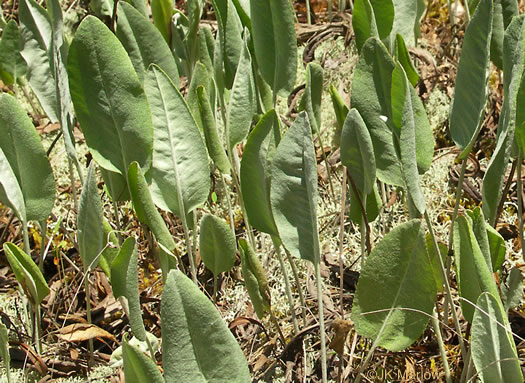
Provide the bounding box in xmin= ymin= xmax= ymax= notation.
xmin=283 ymin=247 xmax=308 ymax=327
xmin=431 ymin=308 xmax=452 ymax=383
xmin=219 ymin=173 xmax=236 ymax=246
xmin=314 ymin=262 xmax=327 ymax=383
xmin=517 ymin=153 xmax=524 ymax=263
xmin=338 ymin=170 xmax=347 ymax=318
xmin=84 ymin=271 xmax=94 ymax=366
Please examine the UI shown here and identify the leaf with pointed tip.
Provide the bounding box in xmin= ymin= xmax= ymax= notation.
xmin=466 ymin=208 xmax=493 ymax=271
xmin=239 ymin=238 xmax=270 ymax=318
xmin=271 ymin=112 xmax=320 ymax=264
xmin=390 ymin=0 xmax=419 ymax=47
xmin=394 ymin=34 xmax=419 ymax=87
xmin=199 ymin=214 xmax=236 ymax=277
xmin=486 ymin=224 xmax=505 ymax=272
xmin=111 ymin=237 xmax=146 ymax=341
xmin=197 ymin=86 xmax=230 ymax=174
xmin=490 ymin=0 xmax=518 ymax=70
xmin=300 ymin=63 xmax=323 ymax=135
xmin=161 ymin=270 xmax=251 ymax=382
xmin=329 ymin=84 xmax=349 ymax=148
xmin=0 ymin=146 xmax=26 ymax=223
xmin=151 ymin=0 xmax=172 ymax=43
xmin=90 ymin=0 xmax=114 ymax=18
xmin=116 ymin=2 xmax=179 ymax=85
xmin=144 ymin=65 xmax=210 ymax=217
xmin=390 ymin=63 xmax=426 ymax=216
xmin=352 ymin=0 xmax=379 ymax=53
xmin=341 ymin=108 xmax=376 ymax=196
xmin=188 ymin=62 xmax=213 ymax=132
xmin=0 ymin=93 xmax=55 ymax=222
xmin=250 ymin=0 xmax=296 ymax=96
xmin=453 ymin=215 xmax=500 ymax=322
xmin=0 ymin=20 xmax=27 ymax=84
xmin=351 ymin=220 xmax=436 ymax=351
xmin=19 ymin=0 xmax=58 ymax=122
xmin=3 ymin=242 xmax=49 ymax=305
xmin=68 ymin=16 xmax=153 ymax=176
xmin=98 ymin=219 xmax=120 ymax=278
xmin=122 ymin=337 xmax=164 ymax=383
xmin=483 ymin=15 xmax=525 ymax=224
xmin=241 ymin=109 xmax=281 ymax=237
xmin=227 ymin=30 xmax=255 ymax=151
xmin=501 ymin=268 xmax=523 ymax=311
xmin=77 ymin=162 xmax=104 ymax=271
xmin=471 ymin=292 xmax=523 ymax=383
xmin=449 ymin=0 xmax=493 ymax=159
xmin=198 ymin=27 xmax=215 ymax=74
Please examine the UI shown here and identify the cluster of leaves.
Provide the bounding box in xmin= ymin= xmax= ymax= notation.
xmin=0 ymin=0 xmax=524 ymax=381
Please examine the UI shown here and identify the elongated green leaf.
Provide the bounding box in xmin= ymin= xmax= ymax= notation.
xmin=111 ymin=237 xmax=146 ymax=341
xmin=101 ymin=168 xmax=131 ymax=202
xmin=0 ymin=322 xmax=10 ymax=383
xmin=126 ymin=0 xmax=148 ymax=17
xmin=250 ymin=0 xmax=296 ymax=96
xmin=341 ymin=108 xmax=376 ymax=196
xmin=394 ymin=34 xmax=419 ymax=87
xmin=151 ymin=0 xmax=172 ymax=44
xmin=122 ymin=337 xmax=164 ymax=383
xmin=198 ymin=26 xmax=215 ymax=75
xmin=161 ymin=270 xmax=251 ymax=382
xmin=199 ymin=214 xmax=236 ymax=276
xmin=0 ymin=146 xmax=26 ymax=223
xmin=483 ymin=15 xmax=525 ymax=224
xmin=241 ymin=109 xmax=281 ymax=236
xmin=491 ymin=0 xmax=518 ymax=69
xmin=0 ymin=93 xmax=55 ymax=222
xmin=301 ymin=63 xmax=323 ymax=135
xmin=90 ymin=0 xmax=114 ymax=18
xmin=144 ymin=65 xmax=210 ymax=217
xmin=239 ymin=238 xmax=270 ymax=318
xmin=0 ymin=20 xmax=27 ymax=84
xmin=329 ymin=84 xmax=349 ymax=147
xmin=449 ymin=0 xmax=493 ymax=158
xmin=501 ymin=268 xmax=523 ymax=311
xmin=77 ymin=162 xmax=104 ymax=271
xmin=466 ymin=207 xmax=493 ymax=271
xmin=19 ymin=0 xmax=58 ymax=122
xmin=351 ymin=38 xmax=402 ymax=186
xmin=271 ymin=112 xmax=319 ymax=264
xmin=391 ymin=64 xmax=426 ymax=216
xmin=212 ymin=0 xmax=243 ymax=89
xmin=390 ymin=0 xmax=419 ymax=47
xmin=197 ymin=86 xmax=230 ymax=174
xmin=351 ymin=220 xmax=436 ymax=351
xmin=471 ymin=292 xmax=523 ymax=383
xmin=3 ymin=242 xmax=49 ymax=305
xmin=68 ymin=16 xmax=153 ymax=176
xmin=352 ymin=0 xmax=379 ymax=53
xmin=117 ymin=2 xmax=179 ymax=85
xmin=227 ymin=30 xmax=255 ymax=150
xmin=127 ymin=162 xmax=176 ymax=252
xmin=425 ymin=235 xmax=447 ymax=292
xmin=188 ymin=62 xmax=213 ymax=132
xmin=453 ymin=215 xmax=500 ymax=322
xmin=486 ymin=224 xmax=505 ymax=272
xmin=99 ymin=219 xmax=120 ymax=278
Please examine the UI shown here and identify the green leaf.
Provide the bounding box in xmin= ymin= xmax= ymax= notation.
xmin=486 ymin=224 xmax=505 ymax=272
xmin=351 ymin=38 xmax=402 ymax=186
xmin=471 ymin=292 xmax=523 ymax=383
xmin=301 ymin=63 xmax=323 ymax=134
xmin=0 ymin=93 xmax=55 ymax=222
xmin=144 ymin=65 xmax=210 ymax=217
xmin=77 ymin=162 xmax=104 ymax=271
xmin=0 ymin=20 xmax=27 ymax=84
xmin=390 ymin=0 xmax=419 ymax=47
xmin=351 ymin=220 xmax=436 ymax=351
xmin=101 ymin=168 xmax=131 ymax=202
xmin=197 ymin=26 xmax=215 ymax=75
xmin=227 ymin=30 xmax=255 ymax=151
xmin=199 ymin=214 xmax=236 ymax=277
xmin=484 ymin=16 xmax=525 ymax=224
xmin=250 ymin=0 xmax=297 ymax=96
xmin=0 ymin=146 xmax=26 ymax=223
xmin=348 ymin=183 xmax=381 ymax=224
xmin=425 ymin=234 xmax=447 ymax=292
xmin=341 ymin=108 xmax=376 ymax=196
xmin=187 ymin=62 xmax=214 ymax=132
xmin=352 ymin=0 xmax=379 ymax=53
xmin=328 ymin=84 xmax=349 ymax=148
xmin=3 ymin=242 xmax=50 ymax=305
xmin=394 ymin=34 xmax=419 ymax=87
xmin=390 ymin=63 xmax=426 ymax=216
xmin=127 ymin=162 xmax=176 ymax=253
xmin=19 ymin=0 xmax=58 ymax=122
xmin=99 ymin=219 xmax=120 ymax=278
xmin=111 ymin=237 xmax=146 ymax=341
xmin=125 ymin=0 xmax=148 ymax=17
xmin=449 ymin=0 xmax=493 ymax=158
xmin=241 ymin=109 xmax=281 ymax=237
xmin=161 ymin=270 xmax=251 ymax=382
xmin=151 ymin=0 xmax=172 ymax=44
xmin=122 ymin=337 xmax=164 ymax=383
xmin=466 ymin=207 xmax=493 ymax=271
xmin=501 ymin=268 xmax=523 ymax=311
xmin=0 ymin=322 xmax=10 ymax=383
xmin=68 ymin=15 xmax=153 ymax=176
xmin=239 ymin=238 xmax=270 ymax=318
xmin=90 ymin=0 xmax=114 ymax=18
xmin=271 ymin=112 xmax=320 ymax=264
xmin=453 ymin=215 xmax=500 ymax=322
xmin=197 ymin=86 xmax=230 ymax=174
xmin=490 ymin=0 xmax=518 ymax=69
xmin=116 ymin=2 xmax=179 ymax=85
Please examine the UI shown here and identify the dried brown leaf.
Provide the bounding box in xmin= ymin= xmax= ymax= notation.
xmin=58 ymin=323 xmax=116 ymax=343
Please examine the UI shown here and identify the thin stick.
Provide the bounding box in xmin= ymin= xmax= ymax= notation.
xmin=494 ymin=158 xmax=517 ymax=225
xmin=213 ymin=274 xmax=218 ymax=304
xmin=283 ymin=247 xmax=308 ymax=327
xmin=314 ymin=262 xmax=327 ymax=383
xmin=431 ymin=309 xmax=452 ymax=383
xmin=220 ymin=173 xmax=236 ymax=241
xmin=315 ymin=128 xmax=336 ymax=203
xmin=273 ymin=239 xmax=299 ymax=334
xmin=359 ymin=194 xmax=368 ymax=269
xmin=269 ymin=309 xmax=287 ymax=346
xmin=67 ymin=157 xmax=79 ymax=212
xmin=38 ymin=220 xmax=47 ymax=274
xmin=84 ymin=271 xmax=94 ymax=365
xmin=338 ymin=170 xmax=347 ymax=317
xmin=306 ymin=0 xmax=312 ymax=24
xmin=517 ymin=153 xmax=524 ymax=262
xmin=22 ymin=222 xmax=30 ymax=256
